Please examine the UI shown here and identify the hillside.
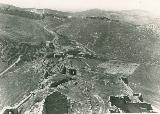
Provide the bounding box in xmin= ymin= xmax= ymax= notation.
xmin=0 ymin=4 xmax=160 ymax=113
xmin=55 ymin=16 xmax=159 ymax=63
xmin=72 ymin=9 xmax=154 ymax=24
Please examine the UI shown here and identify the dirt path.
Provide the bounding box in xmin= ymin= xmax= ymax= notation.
xmin=44 ymin=25 xmax=60 ymax=48
xmin=0 ymin=55 xmax=22 ymax=77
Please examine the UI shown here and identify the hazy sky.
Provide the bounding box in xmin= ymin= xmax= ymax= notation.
xmin=0 ymin=0 xmax=160 ymax=15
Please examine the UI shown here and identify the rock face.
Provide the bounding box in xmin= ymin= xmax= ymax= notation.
xmin=109 ymin=95 xmax=153 ymax=113
xmin=44 ymin=91 xmax=70 ymax=114
xmin=0 ymin=3 xmax=160 ymax=114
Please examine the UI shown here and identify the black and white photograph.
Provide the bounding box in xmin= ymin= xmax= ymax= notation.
xmin=0 ymin=0 xmax=159 ymax=113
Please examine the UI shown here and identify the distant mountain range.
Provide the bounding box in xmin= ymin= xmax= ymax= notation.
xmin=0 ymin=3 xmax=160 ymax=62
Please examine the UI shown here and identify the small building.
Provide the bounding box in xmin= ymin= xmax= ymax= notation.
xmin=68 ymin=68 xmax=77 ymax=75
xmin=46 ymin=41 xmax=55 ymax=49
xmin=46 ymin=41 xmax=51 ymax=47
xmin=59 ymin=64 xmax=78 ymax=76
